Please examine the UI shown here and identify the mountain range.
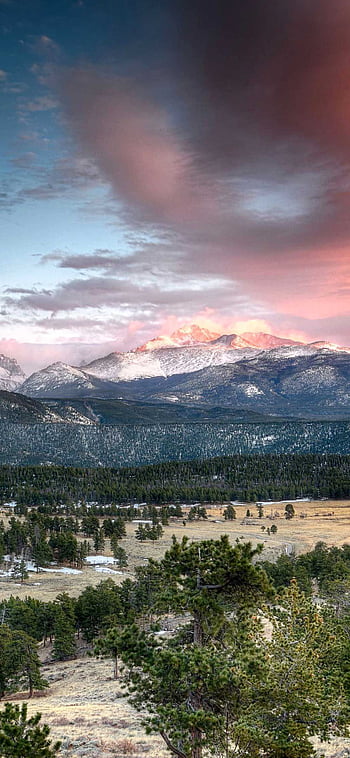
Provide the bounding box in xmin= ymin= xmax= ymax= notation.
xmin=0 ymin=354 xmax=26 ymax=392
xmin=1 ymin=325 xmax=350 ymax=420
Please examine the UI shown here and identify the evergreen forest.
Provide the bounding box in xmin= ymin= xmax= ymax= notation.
xmin=0 ymin=454 xmax=349 ymax=507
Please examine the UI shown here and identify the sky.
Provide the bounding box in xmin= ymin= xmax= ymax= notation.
xmin=1 ymin=0 xmax=350 ymax=373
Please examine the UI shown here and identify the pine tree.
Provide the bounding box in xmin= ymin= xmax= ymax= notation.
xmin=118 ymin=536 xmax=272 ymax=758
xmin=93 ymin=529 xmax=105 ymax=553
xmin=8 ymin=631 xmax=48 ymax=698
xmin=285 ymin=503 xmax=295 ymax=520
xmin=223 ymin=505 xmax=236 ymax=520
xmin=0 ymin=702 xmax=60 ymax=757
xmin=0 ymin=626 xmax=12 ymax=699
xmin=0 ymin=626 xmax=47 ymax=699
xmin=249 ymin=581 xmax=349 ymax=757
xmin=94 ymin=627 xmax=123 ymax=679
xmin=10 ymin=561 xmax=28 ymax=584
xmin=135 ymin=525 xmax=146 ymax=541
xmin=31 ymin=540 xmax=52 ymax=573
xmin=52 ymin=607 xmax=76 ymax=661
xmin=114 ymin=543 xmax=349 ymax=758
xmin=112 ymin=545 xmax=128 ymax=567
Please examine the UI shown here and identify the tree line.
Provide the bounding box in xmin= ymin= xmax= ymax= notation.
xmin=0 ymin=454 xmax=350 ymax=509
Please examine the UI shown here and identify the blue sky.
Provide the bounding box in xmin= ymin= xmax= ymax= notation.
xmin=1 ymin=0 xmax=350 ymax=372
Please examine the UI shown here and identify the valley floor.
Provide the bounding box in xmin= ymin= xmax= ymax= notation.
xmin=1 ymin=499 xmax=350 ymax=757
xmin=1 ymin=498 xmax=350 ymax=602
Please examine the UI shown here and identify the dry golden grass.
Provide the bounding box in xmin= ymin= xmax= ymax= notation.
xmin=1 ymin=499 xmax=350 ymax=603
xmin=6 ymin=649 xmax=350 ymax=758
xmin=2 ymin=500 xmax=350 ymax=756
xmin=8 ymin=653 xmax=169 ymax=758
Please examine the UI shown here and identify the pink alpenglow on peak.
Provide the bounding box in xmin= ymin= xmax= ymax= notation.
xmin=240 ymin=333 xmax=303 ymax=349
xmin=136 ymin=324 xmax=220 ymax=351
xmin=309 ymin=341 xmax=350 ymax=353
xmin=135 ymin=324 xmax=350 ymax=354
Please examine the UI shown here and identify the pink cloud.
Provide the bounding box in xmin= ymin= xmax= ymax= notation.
xmin=61 ymin=68 xmax=216 ymax=225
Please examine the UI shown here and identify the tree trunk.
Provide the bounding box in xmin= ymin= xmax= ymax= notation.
xmin=191 ymin=728 xmax=202 ymax=758
xmin=193 ymin=616 xmax=203 ymax=647
xmin=114 ymin=655 xmax=119 ymax=680
xmin=191 ymin=610 xmax=203 ymax=757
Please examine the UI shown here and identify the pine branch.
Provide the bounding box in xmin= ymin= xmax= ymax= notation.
xmin=159 ymin=730 xmax=188 ymax=758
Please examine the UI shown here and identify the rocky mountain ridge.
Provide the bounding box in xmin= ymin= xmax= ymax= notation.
xmin=0 ymin=390 xmax=285 ymax=426
xmin=0 ymin=354 xmax=26 ymax=392
xmin=2 ymin=326 xmax=350 ymax=419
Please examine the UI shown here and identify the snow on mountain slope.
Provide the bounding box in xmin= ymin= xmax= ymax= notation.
xmin=0 ymin=354 xmax=26 ymax=391
xmin=0 ymin=391 xmax=96 ymax=424
xmin=85 ymin=351 xmax=166 ymax=380
xmin=309 ymin=341 xmax=350 ymax=353
xmin=157 ymin=345 xmax=260 ymax=376
xmin=240 ymin=332 xmax=302 ymax=349
xmin=20 ymin=362 xmax=96 ymax=397
xmin=248 ymin=344 xmax=320 ymax=361
xmin=83 ymin=344 xmax=261 ymax=382
xmin=145 ymin=348 xmax=350 ymax=418
xmin=15 ymin=325 xmax=350 ymax=403
xmin=210 ymin=333 xmax=254 ymax=348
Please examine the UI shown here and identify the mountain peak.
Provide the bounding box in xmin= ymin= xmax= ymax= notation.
xmin=0 ymin=353 xmax=26 ymax=392
xmin=137 ymin=325 xmax=307 ymax=352
xmin=137 ymin=324 xmax=220 ymax=351
xmin=240 ymin=332 xmax=303 ymax=349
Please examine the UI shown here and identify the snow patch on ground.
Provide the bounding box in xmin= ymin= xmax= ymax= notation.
xmin=40 ymin=566 xmax=82 ymax=574
xmin=257 ymin=498 xmax=311 ymax=505
xmin=94 ymin=566 xmax=124 ymax=574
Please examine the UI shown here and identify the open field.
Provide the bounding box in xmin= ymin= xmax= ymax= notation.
xmin=1 ymin=499 xmax=350 ymax=602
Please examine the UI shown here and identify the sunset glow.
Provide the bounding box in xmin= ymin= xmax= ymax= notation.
xmin=1 ymin=1 xmax=350 ymax=372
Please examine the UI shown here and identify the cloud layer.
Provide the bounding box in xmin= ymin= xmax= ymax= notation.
xmin=57 ymin=1 xmax=350 ymax=312
xmin=2 ymin=0 xmax=350 ymax=366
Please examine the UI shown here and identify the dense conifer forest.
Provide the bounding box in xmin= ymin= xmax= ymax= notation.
xmin=0 ymin=454 xmax=349 ymax=507
xmin=1 ymin=420 xmax=350 ymax=468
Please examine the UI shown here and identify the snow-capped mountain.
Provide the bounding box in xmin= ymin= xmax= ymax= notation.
xmin=13 ymin=325 xmax=350 ymax=418
xmin=19 ymin=344 xmax=261 ymax=397
xmin=0 ymin=354 xmax=26 ymax=392
xmin=137 ymin=325 xmax=304 ymax=351
xmin=240 ymin=332 xmax=302 ymax=349
xmin=85 ymin=343 xmax=260 ymax=381
xmin=142 ymin=345 xmax=350 ymax=419
xmin=19 ymin=362 xmax=98 ymax=398
xmin=137 ymin=324 xmax=220 ymax=351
